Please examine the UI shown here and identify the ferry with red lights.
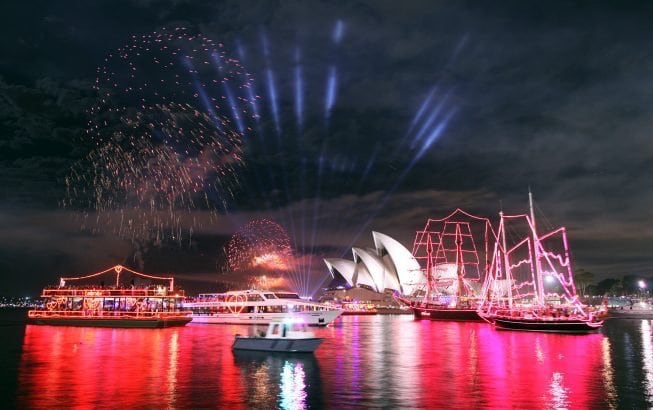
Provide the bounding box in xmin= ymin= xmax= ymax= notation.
xmin=28 ymin=265 xmax=193 ymax=328
xmin=339 ymin=302 xmax=378 ymax=315
xmin=183 ymin=289 xmax=343 ymax=326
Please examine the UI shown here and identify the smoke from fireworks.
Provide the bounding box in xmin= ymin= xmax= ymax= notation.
xmin=63 ymin=27 xmax=257 ymax=244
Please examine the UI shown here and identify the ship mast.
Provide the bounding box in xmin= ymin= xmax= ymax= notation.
xmin=529 ymin=189 xmax=544 ymax=305
xmin=424 ymin=233 xmax=433 ymax=303
xmin=455 ymin=224 xmax=465 ymax=302
xmin=499 ymin=211 xmax=512 ymax=309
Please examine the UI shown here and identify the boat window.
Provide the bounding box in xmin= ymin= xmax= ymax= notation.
xmin=275 ymin=293 xmax=300 ymax=299
xmin=291 ymin=323 xmax=306 ymax=332
xmin=264 ymin=293 xmax=276 ymax=299
xmin=246 ymin=295 xmax=264 ymax=302
xmin=198 ymin=294 xmax=225 ymax=302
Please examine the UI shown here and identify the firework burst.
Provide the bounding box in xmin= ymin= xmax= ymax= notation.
xmin=226 ymin=218 xmax=293 ymax=273
xmin=64 ymin=27 xmax=257 ymax=244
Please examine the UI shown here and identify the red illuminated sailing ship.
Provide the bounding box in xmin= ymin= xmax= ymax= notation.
xmin=28 ymin=265 xmax=192 ymax=328
xmin=399 ymin=209 xmax=495 ymax=321
xmin=478 ymin=192 xmax=603 ymax=333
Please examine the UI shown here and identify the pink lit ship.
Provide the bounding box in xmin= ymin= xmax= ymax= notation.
xmin=478 ymin=192 xmax=604 ymax=333
xmin=28 ymin=265 xmax=193 ymax=328
xmin=398 ymin=209 xmax=494 ymax=322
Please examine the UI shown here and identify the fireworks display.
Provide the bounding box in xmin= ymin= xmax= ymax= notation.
xmin=226 ymin=219 xmax=293 ymax=273
xmin=61 ymin=23 xmax=454 ymax=297
xmin=219 ymin=22 xmax=456 ymax=296
xmin=64 ymin=27 xmax=256 ymax=243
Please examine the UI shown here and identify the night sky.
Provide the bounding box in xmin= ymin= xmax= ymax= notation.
xmin=1 ymin=1 xmax=652 ymax=297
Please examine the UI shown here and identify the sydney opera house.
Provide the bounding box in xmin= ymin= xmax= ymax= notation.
xmin=321 ymin=232 xmax=426 ymax=301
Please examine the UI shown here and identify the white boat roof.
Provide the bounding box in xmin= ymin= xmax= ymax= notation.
xmin=197 ymin=289 xmax=303 ymax=299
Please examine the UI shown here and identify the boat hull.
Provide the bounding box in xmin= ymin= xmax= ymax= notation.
xmin=191 ymin=310 xmax=342 ymax=326
xmin=493 ymin=317 xmax=603 ymax=333
xmin=232 ymin=336 xmax=323 ymax=353
xmin=27 ymin=316 xmax=192 ymax=328
xmin=412 ymin=307 xmax=484 ymax=322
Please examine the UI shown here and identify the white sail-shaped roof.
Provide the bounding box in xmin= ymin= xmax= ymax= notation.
xmin=323 ymin=231 xmax=423 ymax=296
xmin=324 ymin=258 xmax=357 ymax=286
xmin=354 ymin=260 xmax=379 ymax=291
xmin=353 ymin=247 xmax=401 ymax=292
xmin=372 ymin=231 xmax=425 ymax=295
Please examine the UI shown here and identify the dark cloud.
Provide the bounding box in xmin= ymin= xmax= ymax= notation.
xmin=1 ymin=1 xmax=652 ymax=296
xmin=0 ymin=78 xmax=93 ymax=207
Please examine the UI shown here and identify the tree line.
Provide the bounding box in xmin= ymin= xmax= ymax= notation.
xmin=575 ymin=269 xmax=652 ymax=297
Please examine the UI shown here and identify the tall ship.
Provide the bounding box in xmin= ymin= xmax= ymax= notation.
xmin=398 ymin=209 xmax=494 ymax=321
xmin=478 ymin=192 xmax=604 ymax=333
xmin=183 ymin=289 xmax=343 ymax=326
xmin=28 ymin=265 xmax=193 ymax=328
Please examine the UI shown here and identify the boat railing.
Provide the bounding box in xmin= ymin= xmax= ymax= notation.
xmin=493 ymin=306 xmax=595 ymax=321
xmin=27 ymin=309 xmax=193 ymax=319
xmin=41 ymin=288 xmax=185 ymax=298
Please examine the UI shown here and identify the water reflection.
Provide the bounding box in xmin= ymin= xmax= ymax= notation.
xmin=602 ymin=318 xmax=653 ymax=407
xmin=281 ymin=360 xmax=306 ymax=408
xmin=166 ymin=331 xmax=179 ymax=403
xmin=17 ymin=324 xmax=184 ymax=408
xmin=13 ymin=316 xmax=653 ymax=408
xmin=601 ymin=338 xmax=618 ymax=407
xmin=317 ymin=316 xmax=612 ymax=408
xmin=642 ymin=320 xmax=653 ymax=399
xmin=232 ymin=350 xmax=322 ymax=409
xmin=548 ymin=372 xmax=570 ymax=409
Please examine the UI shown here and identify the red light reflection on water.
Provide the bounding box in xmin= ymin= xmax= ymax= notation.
xmin=474 ymin=325 xmax=605 ymax=408
xmin=17 ymin=317 xmax=614 ymax=408
xmin=17 ymin=324 xmax=246 ymax=409
xmin=316 ymin=316 xmax=611 ymax=408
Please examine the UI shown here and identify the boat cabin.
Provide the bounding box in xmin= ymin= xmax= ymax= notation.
xmin=258 ymin=320 xmax=316 ymax=339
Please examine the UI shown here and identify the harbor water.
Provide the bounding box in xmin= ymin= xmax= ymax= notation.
xmin=2 ymin=310 xmax=652 ymax=408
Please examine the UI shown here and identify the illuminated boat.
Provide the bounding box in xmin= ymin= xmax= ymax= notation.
xmin=339 ymin=302 xmax=378 ymax=315
xmin=398 ymin=209 xmax=494 ymax=322
xmin=28 ymin=265 xmax=193 ymax=328
xmin=183 ymin=289 xmax=343 ymax=326
xmin=232 ymin=320 xmax=324 ymax=353
xmin=478 ymin=192 xmax=603 ymax=333
xmin=488 ymin=309 xmax=603 ymax=332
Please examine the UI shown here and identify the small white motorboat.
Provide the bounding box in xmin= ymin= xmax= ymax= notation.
xmin=232 ymin=320 xmax=324 ymax=353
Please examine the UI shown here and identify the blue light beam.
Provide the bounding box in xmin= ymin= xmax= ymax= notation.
xmin=332 ymin=19 xmax=345 ymax=45
xmin=210 ymin=52 xmax=245 ymax=135
xmin=324 ymin=66 xmax=337 ymax=122
xmin=294 ymin=47 xmax=304 ymax=131
xmin=181 ymin=56 xmax=223 ymax=131
xmin=235 ymin=40 xmax=262 ymax=126
xmin=260 ymin=30 xmax=281 ymax=136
